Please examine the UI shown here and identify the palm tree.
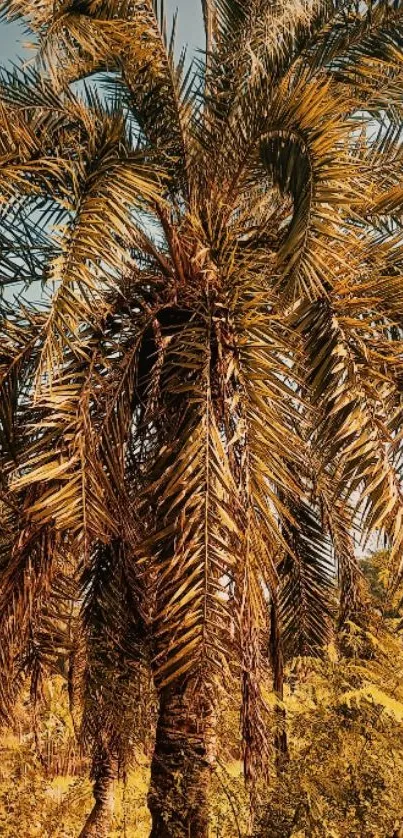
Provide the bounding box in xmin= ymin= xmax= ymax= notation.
xmin=0 ymin=0 xmax=403 ymax=835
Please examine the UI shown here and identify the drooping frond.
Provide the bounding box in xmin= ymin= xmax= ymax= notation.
xmin=11 ymin=288 xmax=154 ymax=549
xmin=0 ymin=515 xmax=63 ymax=722
xmin=0 ymin=1 xmax=194 ymax=197
xmin=24 ymin=558 xmax=78 ymax=716
xmin=296 ymin=297 xmax=403 ymax=578
xmin=0 ymin=304 xmax=44 ymax=470
xmin=278 ymin=498 xmax=335 ymax=660
xmin=141 ymin=309 xmax=242 ymax=692
xmin=80 ymin=539 xmax=148 ymax=765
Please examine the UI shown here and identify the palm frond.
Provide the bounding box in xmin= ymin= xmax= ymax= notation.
xmin=146 ymin=312 xmax=241 ymax=691
xmin=0 ymin=304 xmax=44 ymax=470
xmin=303 ymin=0 xmax=403 ymax=83
xmin=80 ymin=539 xmax=149 ymax=767
xmin=259 ymin=75 xmax=359 ymax=300
xmin=13 ymin=1 xmax=194 ymax=195
xmin=296 ymin=298 xmax=403 ymax=580
xmin=0 ymin=515 xmax=61 ymax=722
xmin=278 ymin=498 xmax=335 ymax=659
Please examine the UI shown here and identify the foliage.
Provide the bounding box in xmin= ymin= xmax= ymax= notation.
xmin=0 ymin=677 xmax=249 ymax=837
xmin=2 ymin=613 xmax=403 ymax=837
xmin=361 ymin=549 xmax=403 ymax=622
xmin=257 ymin=626 xmax=403 ymax=837
xmin=0 ymin=681 xmax=92 ymax=838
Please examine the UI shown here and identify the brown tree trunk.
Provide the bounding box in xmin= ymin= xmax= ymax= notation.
xmin=269 ymin=599 xmax=289 ymax=767
xmin=148 ymin=679 xmax=216 ymax=838
xmin=79 ymin=750 xmax=118 ymax=838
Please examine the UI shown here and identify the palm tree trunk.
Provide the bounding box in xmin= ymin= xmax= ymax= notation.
xmin=148 ymin=679 xmax=216 ymax=837
xmin=269 ymin=599 xmax=289 ymax=766
xmin=79 ymin=749 xmax=118 ymax=838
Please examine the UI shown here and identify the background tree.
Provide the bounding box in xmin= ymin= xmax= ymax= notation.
xmin=0 ymin=1 xmax=403 ymax=836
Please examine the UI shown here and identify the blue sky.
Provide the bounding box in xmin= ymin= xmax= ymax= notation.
xmin=0 ymin=1 xmax=204 ymax=66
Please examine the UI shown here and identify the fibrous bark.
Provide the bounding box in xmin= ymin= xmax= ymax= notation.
xmin=79 ymin=749 xmax=118 ymax=838
xmin=148 ymin=679 xmax=216 ymax=838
